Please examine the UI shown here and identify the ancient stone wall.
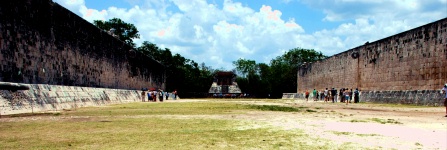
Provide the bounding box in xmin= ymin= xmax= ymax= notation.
xmin=0 ymin=83 xmax=140 ymax=115
xmin=0 ymin=0 xmax=165 ymax=90
xmin=296 ymin=18 xmax=447 ymax=105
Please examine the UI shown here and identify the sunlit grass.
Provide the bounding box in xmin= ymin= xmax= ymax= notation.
xmin=0 ymin=101 xmax=353 ymax=150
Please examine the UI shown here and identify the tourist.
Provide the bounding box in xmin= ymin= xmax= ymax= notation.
xmin=320 ymin=90 xmax=324 ymax=101
xmin=165 ymin=92 xmax=169 ymax=100
xmin=153 ymin=90 xmax=157 ymax=102
xmin=442 ymin=84 xmax=447 ymax=117
xmin=354 ymin=88 xmax=360 ymax=103
xmin=339 ymin=88 xmax=344 ymax=103
xmin=173 ymin=90 xmax=177 ymax=100
xmin=331 ymin=88 xmax=337 ymax=103
xmin=159 ymin=90 xmax=164 ymax=102
xmin=313 ymin=89 xmax=317 ymax=101
xmin=344 ymin=89 xmax=350 ymax=105
xmin=349 ymin=89 xmax=353 ymax=103
xmin=148 ymin=91 xmax=153 ymax=101
xmin=305 ymin=90 xmax=310 ymax=101
xmin=141 ymin=90 xmax=146 ymax=102
xmin=324 ymin=88 xmax=328 ymax=102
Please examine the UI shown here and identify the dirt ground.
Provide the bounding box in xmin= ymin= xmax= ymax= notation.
xmin=1 ymin=99 xmax=446 ymax=149
xmin=173 ymin=99 xmax=447 ymax=149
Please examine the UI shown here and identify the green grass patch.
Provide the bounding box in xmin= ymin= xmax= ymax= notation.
xmin=246 ymin=105 xmax=302 ymax=112
xmin=356 ymin=133 xmax=381 ymax=137
xmin=370 ymin=118 xmax=402 ymax=124
xmin=350 ymin=119 xmax=368 ymax=123
xmin=331 ymin=131 xmax=353 ymax=135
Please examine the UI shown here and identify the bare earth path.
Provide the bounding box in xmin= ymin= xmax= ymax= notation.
xmin=174 ymin=99 xmax=447 ymax=149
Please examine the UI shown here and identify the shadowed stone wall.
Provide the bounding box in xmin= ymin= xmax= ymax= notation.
xmin=294 ymin=18 xmax=447 ymax=106
xmin=0 ymin=0 xmax=165 ymax=90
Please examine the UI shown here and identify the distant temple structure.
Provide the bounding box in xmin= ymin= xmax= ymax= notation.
xmin=208 ymin=72 xmax=242 ymax=96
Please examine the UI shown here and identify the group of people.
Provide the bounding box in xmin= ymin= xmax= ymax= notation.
xmin=305 ymin=88 xmax=360 ymax=105
xmin=141 ymin=89 xmax=177 ymax=102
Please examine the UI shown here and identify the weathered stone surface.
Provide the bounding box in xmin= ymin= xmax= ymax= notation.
xmin=283 ymin=90 xmax=445 ymax=106
xmin=294 ymin=18 xmax=447 ymax=105
xmin=0 ymin=83 xmax=144 ymax=115
xmin=0 ymin=0 xmax=165 ymax=90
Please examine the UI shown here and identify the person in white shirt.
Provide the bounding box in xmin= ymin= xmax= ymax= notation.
xmin=442 ymin=84 xmax=447 ymax=117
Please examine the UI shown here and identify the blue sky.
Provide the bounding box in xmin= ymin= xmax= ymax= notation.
xmin=55 ymin=0 xmax=447 ymax=70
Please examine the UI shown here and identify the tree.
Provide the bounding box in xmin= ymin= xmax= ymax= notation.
xmin=93 ymin=18 xmax=140 ymax=47
xmin=136 ymin=41 xmax=215 ymax=97
xmin=268 ymin=48 xmax=327 ymax=97
xmin=232 ymin=58 xmax=257 ymax=78
xmin=231 ymin=48 xmax=327 ymax=98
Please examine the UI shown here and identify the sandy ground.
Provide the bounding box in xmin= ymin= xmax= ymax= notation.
xmin=173 ymin=99 xmax=447 ymax=149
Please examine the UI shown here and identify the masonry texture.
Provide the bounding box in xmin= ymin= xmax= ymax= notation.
xmin=0 ymin=83 xmax=138 ymax=115
xmin=0 ymin=0 xmax=165 ymax=90
xmin=293 ymin=18 xmax=447 ymax=106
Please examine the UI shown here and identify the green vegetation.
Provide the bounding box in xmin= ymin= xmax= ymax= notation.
xmin=93 ymin=18 xmax=140 ymax=47
xmin=331 ymin=131 xmax=353 ymax=135
xmin=246 ymin=105 xmax=302 ymax=112
xmin=370 ymin=118 xmax=403 ymax=124
xmin=233 ymin=48 xmax=327 ymax=98
xmin=356 ymin=134 xmax=381 ymax=137
xmin=350 ymin=119 xmax=368 ymax=123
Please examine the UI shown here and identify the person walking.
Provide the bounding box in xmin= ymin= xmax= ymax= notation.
xmin=305 ymin=90 xmax=310 ymax=101
xmin=442 ymin=84 xmax=447 ymax=117
xmin=354 ymin=88 xmax=360 ymax=103
xmin=141 ymin=90 xmax=146 ymax=102
xmin=312 ymin=89 xmax=317 ymax=101
xmin=344 ymin=89 xmax=350 ymax=105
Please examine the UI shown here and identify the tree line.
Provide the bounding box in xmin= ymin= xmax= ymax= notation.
xmin=93 ymin=18 xmax=327 ymax=98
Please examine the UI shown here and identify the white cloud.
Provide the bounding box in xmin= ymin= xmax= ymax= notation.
xmin=55 ymin=0 xmax=446 ymax=70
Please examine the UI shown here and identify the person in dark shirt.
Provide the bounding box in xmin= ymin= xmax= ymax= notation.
xmin=331 ymin=88 xmax=337 ymax=103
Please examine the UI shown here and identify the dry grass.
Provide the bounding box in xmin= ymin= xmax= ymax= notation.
xmin=0 ymin=101 xmax=346 ymax=150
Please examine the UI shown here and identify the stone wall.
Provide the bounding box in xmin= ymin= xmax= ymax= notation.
xmin=283 ymin=90 xmax=445 ymax=106
xmin=0 ymin=83 xmax=142 ymax=115
xmin=0 ymin=0 xmax=165 ymax=90
xmin=295 ymin=18 xmax=447 ymax=105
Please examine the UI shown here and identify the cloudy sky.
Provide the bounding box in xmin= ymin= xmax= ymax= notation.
xmin=54 ymin=0 xmax=447 ymax=70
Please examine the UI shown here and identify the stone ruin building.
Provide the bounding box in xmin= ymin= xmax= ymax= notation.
xmin=0 ymin=0 xmax=166 ymax=115
xmin=208 ymin=72 xmax=242 ymax=97
xmin=286 ymin=17 xmax=447 ymax=106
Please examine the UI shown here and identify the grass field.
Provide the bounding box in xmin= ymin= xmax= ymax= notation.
xmin=1 ymin=99 xmax=443 ymax=150
xmin=0 ymin=101 xmax=346 ymax=150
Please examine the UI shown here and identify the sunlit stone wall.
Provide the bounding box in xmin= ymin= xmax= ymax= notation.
xmin=294 ymin=18 xmax=447 ymax=105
